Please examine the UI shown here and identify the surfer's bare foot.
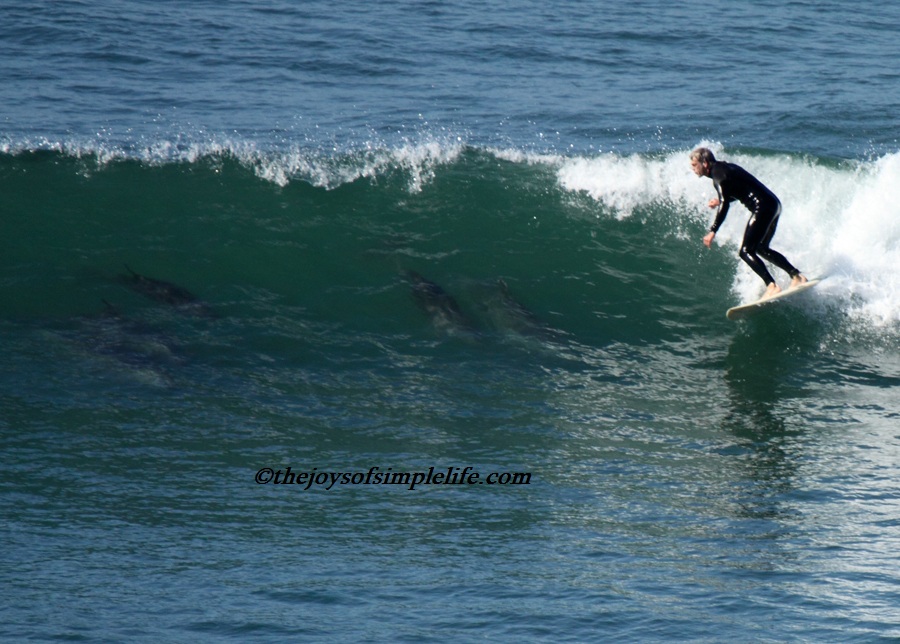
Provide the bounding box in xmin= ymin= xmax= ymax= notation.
xmin=790 ymin=274 xmax=808 ymax=289
xmin=761 ymin=283 xmax=781 ymax=300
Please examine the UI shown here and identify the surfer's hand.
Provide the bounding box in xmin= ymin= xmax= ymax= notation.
xmin=707 ymin=198 xmax=720 ymax=209
xmin=703 ymin=231 xmax=715 ymax=248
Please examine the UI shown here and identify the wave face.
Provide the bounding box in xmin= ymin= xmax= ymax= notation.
xmin=3 ymin=143 xmax=899 ymax=335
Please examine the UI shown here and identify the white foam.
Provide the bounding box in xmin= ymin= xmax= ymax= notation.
xmin=557 ymin=145 xmax=900 ymax=327
xmin=488 ymin=147 xmax=564 ymax=166
xmin=249 ymin=137 xmax=466 ymax=191
xmin=556 ymin=146 xmax=717 ymax=220
xmin=1 ymin=132 xmax=466 ymax=193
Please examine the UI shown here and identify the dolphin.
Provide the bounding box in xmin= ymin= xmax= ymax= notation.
xmin=120 ymin=265 xmax=215 ymax=317
xmin=496 ymin=279 xmax=543 ymax=329
xmin=51 ymin=300 xmax=183 ymax=388
xmin=482 ymin=278 xmax=567 ymax=343
xmin=405 ymin=271 xmax=477 ymax=337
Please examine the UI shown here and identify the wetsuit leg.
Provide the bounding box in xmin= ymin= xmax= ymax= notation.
xmin=755 ymin=207 xmax=801 ymax=278
xmin=739 ymin=209 xmax=778 ymax=285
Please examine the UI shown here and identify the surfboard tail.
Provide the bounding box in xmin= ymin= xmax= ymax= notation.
xmin=725 ymin=279 xmax=821 ymax=321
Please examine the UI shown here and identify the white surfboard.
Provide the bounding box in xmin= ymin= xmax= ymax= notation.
xmin=726 ymin=279 xmax=821 ymax=321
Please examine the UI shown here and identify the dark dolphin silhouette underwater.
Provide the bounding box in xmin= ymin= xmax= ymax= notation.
xmin=120 ymin=265 xmax=216 ymax=317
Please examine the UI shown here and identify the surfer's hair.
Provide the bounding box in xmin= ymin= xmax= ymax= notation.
xmin=690 ymin=147 xmax=716 ymax=165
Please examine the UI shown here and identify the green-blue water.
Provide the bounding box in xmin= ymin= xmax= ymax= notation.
xmin=4 ymin=147 xmax=900 ymax=642
xmin=3 ymin=1 xmax=900 ymax=641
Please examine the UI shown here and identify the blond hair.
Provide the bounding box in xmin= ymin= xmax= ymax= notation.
xmin=690 ymin=147 xmax=716 ymax=165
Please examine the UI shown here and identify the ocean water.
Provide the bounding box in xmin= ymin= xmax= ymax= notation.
xmin=2 ymin=1 xmax=900 ymax=642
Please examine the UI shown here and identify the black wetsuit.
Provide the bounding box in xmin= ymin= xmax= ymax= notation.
xmin=708 ymin=161 xmax=800 ymax=286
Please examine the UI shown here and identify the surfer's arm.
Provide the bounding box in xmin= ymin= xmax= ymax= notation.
xmin=703 ymin=203 xmax=728 ymax=247
xmin=702 ymin=182 xmax=728 ymax=247
xmin=708 ymin=182 xmax=729 ymax=234
xmin=709 ymin=201 xmax=729 ymax=233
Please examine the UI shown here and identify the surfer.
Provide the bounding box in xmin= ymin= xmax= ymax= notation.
xmin=691 ymin=148 xmax=807 ymax=299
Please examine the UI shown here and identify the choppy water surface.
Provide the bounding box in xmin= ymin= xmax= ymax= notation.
xmin=2 ymin=1 xmax=900 ymax=641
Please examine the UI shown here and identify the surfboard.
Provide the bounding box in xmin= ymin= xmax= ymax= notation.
xmin=726 ymin=279 xmax=821 ymax=321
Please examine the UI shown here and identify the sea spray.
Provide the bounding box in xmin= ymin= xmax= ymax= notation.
xmin=557 ymin=145 xmax=900 ymax=326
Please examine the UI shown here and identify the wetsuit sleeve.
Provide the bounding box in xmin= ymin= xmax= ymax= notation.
xmin=709 ymin=171 xmax=729 ymax=233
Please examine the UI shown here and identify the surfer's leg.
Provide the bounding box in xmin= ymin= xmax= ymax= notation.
xmin=755 ymin=204 xmax=803 ymax=283
xmin=739 ymin=215 xmax=778 ymax=293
